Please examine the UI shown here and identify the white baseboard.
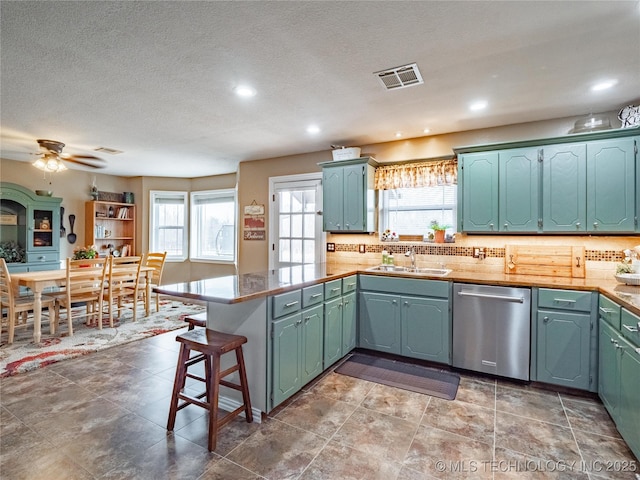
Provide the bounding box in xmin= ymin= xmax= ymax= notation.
xmin=218 ymin=395 xmax=262 ymax=424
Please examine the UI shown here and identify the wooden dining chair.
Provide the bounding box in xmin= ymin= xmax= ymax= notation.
xmin=105 ymin=255 xmax=143 ymax=324
xmin=0 ymin=258 xmax=57 ymax=343
xmin=139 ymin=251 xmax=167 ymax=313
xmin=54 ymin=257 xmax=109 ymax=334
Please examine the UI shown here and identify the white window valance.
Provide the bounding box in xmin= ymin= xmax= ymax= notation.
xmin=374 ymin=159 xmax=457 ymax=190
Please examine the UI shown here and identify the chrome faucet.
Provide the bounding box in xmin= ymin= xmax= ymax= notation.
xmin=405 ymin=249 xmax=416 ymax=270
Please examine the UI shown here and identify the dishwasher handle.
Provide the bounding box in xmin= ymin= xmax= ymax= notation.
xmin=457 ymin=290 xmax=525 ymax=303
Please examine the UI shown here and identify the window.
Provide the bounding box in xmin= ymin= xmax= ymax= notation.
xmin=379 ymin=185 xmax=457 ymax=239
xmin=190 ymin=189 xmax=237 ymax=263
xmin=150 ymin=191 xmax=188 ymax=261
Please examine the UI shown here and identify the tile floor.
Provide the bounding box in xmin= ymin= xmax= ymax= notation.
xmin=1 ymin=327 xmax=638 ymax=480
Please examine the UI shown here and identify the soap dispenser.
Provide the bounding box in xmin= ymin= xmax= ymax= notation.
xmin=382 ymin=249 xmax=389 ymax=265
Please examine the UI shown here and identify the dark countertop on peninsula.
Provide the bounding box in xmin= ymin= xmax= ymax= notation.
xmin=155 ymin=263 xmax=640 ymax=316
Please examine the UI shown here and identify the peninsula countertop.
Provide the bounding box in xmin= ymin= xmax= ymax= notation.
xmin=154 ymin=263 xmax=640 ymax=316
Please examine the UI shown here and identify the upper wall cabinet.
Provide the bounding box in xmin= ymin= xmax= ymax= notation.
xmin=319 ymin=157 xmax=378 ymax=233
xmin=455 ymin=127 xmax=640 ymax=234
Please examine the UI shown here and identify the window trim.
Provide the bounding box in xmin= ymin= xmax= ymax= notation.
xmin=149 ymin=190 xmax=189 ymax=262
xmin=189 ymin=188 xmax=237 ymax=264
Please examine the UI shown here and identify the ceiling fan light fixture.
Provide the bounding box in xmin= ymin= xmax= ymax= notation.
xmin=33 ymin=153 xmax=67 ymax=173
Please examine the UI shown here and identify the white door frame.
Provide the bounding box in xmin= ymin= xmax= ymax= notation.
xmin=268 ymin=172 xmax=325 ymax=270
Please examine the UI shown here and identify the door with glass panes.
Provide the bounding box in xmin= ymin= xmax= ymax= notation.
xmin=270 ymin=177 xmax=323 ymax=269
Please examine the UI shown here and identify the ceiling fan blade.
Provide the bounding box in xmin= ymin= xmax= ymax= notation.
xmin=64 ymin=156 xmax=107 ymax=169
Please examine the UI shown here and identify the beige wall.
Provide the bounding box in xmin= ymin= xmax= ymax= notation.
xmin=2 ymin=108 xmax=632 ymax=281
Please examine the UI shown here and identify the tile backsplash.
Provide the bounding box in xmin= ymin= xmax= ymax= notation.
xmin=326 ymin=233 xmax=640 ymax=279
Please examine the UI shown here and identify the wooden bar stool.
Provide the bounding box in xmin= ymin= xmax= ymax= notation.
xmin=185 ymin=311 xmax=207 ymax=330
xmin=167 ymin=328 xmax=253 ymax=452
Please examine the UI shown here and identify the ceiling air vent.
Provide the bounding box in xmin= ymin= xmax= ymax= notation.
xmin=94 ymin=146 xmax=123 ymax=155
xmin=374 ymin=63 xmax=423 ymax=90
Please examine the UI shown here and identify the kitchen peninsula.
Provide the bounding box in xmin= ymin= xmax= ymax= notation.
xmin=156 ymin=263 xmax=640 ymax=457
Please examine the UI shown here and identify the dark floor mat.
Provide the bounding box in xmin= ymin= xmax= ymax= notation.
xmin=335 ymin=353 xmax=460 ymax=400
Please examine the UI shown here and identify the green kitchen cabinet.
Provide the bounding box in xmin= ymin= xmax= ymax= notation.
xmin=459 ymin=152 xmax=499 ymax=232
xmin=618 ymin=337 xmax=640 ymax=460
xmin=586 ymin=138 xmax=636 ymax=232
xmin=320 ymin=157 xmax=377 ymax=232
xmin=342 ymin=291 xmax=357 ymax=354
xmin=599 ymin=319 xmax=621 ymax=417
xmin=401 ymin=296 xmax=449 ymax=363
xmin=541 ymin=143 xmax=587 ymax=232
xmin=536 ymin=310 xmax=593 ymax=391
xmin=323 ymin=297 xmax=343 ymax=367
xmin=534 ymin=288 xmax=598 ymax=391
xmin=498 ymin=147 xmax=539 ymax=232
xmin=272 ymin=303 xmax=323 ymax=407
xmin=359 ymin=275 xmax=451 ymax=363
xmin=359 ymin=291 xmax=401 ymax=354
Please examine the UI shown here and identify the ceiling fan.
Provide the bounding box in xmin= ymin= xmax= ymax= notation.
xmin=32 ymin=139 xmax=107 ymax=172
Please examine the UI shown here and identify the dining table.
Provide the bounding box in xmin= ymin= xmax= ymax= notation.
xmin=12 ymin=265 xmax=154 ymax=343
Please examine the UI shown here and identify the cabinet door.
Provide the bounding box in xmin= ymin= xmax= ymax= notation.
xmin=301 ymin=305 xmax=324 ymax=385
xmin=359 ymin=292 xmax=401 ymax=354
xmin=322 ymin=166 xmax=343 ymax=231
xmin=460 ymin=152 xmax=499 ymax=232
xmin=598 ymin=319 xmax=621 ymax=416
xmin=619 ymin=341 xmax=640 ymax=460
xmin=342 ymin=292 xmax=357 ymax=355
xmin=29 ymin=201 xmax=61 ymax=254
xmin=272 ymin=313 xmax=302 ymax=406
xmin=499 ymin=148 xmax=539 ymax=232
xmin=587 ymin=138 xmax=636 ymax=232
xmin=401 ymin=296 xmax=450 ymax=364
xmin=542 ymin=143 xmax=587 ymax=232
xmin=536 ymin=310 xmax=591 ymax=390
xmin=342 ymin=164 xmax=365 ymax=231
xmin=324 ymin=297 xmax=343 ymax=368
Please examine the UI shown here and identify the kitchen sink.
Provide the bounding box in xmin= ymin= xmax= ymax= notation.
xmin=366 ymin=265 xmax=452 ymax=277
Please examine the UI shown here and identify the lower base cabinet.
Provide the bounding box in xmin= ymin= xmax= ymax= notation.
xmin=536 ymin=310 xmax=593 ymax=391
xmin=359 ymin=276 xmax=451 ymax=364
xmin=598 ymin=308 xmax=640 ymax=460
xmin=272 ymin=304 xmax=323 ymax=407
xmin=324 ymin=292 xmax=356 ymax=368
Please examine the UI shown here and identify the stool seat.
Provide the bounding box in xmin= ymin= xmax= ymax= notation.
xmin=185 ymin=311 xmax=207 ymax=330
xmin=167 ymin=327 xmax=253 ymax=452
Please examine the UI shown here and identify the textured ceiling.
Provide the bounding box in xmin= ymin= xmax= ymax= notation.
xmin=1 ymin=1 xmax=639 ymax=178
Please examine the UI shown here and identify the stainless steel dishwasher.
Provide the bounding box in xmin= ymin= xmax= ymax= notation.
xmin=452 ymin=283 xmax=531 ymax=380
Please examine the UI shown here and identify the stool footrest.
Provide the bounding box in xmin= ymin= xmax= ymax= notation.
xmin=177 ymin=392 xmax=209 ymax=410
xmin=219 ymin=379 xmax=243 ymax=391
xmin=185 ymin=354 xmax=205 ymax=367
xmin=220 ymin=364 xmax=240 ymax=378
xmin=217 ymin=406 xmax=247 ymax=429
xmin=186 ymin=372 xmax=206 ymax=382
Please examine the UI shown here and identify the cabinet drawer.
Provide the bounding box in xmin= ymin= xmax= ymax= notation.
xmin=342 ymin=275 xmax=357 ymax=294
xmin=272 ymin=289 xmax=302 ymax=319
xmin=598 ymin=295 xmax=621 ymax=330
xmin=538 ymin=288 xmax=592 ymax=312
xmin=25 ymin=251 xmax=59 ymax=264
xmin=324 ymin=279 xmax=343 ymax=300
xmin=359 ymin=275 xmax=449 ymax=298
xmin=302 ymin=284 xmax=324 ymax=308
xmin=621 ymin=309 xmax=640 ymax=346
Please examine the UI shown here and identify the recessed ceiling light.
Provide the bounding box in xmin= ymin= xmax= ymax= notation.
xmin=395 ymin=132 xmax=403 ymax=138
xmin=306 ymin=125 xmax=320 ymax=134
xmin=469 ymin=100 xmax=488 ymax=111
xmin=423 ymin=128 xmax=431 ymax=134
xmin=591 ymin=80 xmax=618 ymax=92
xmin=234 ymin=85 xmax=256 ymax=97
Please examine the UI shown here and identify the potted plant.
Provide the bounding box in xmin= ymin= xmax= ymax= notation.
xmin=430 ymin=220 xmax=450 ymax=243
xmin=72 ymin=245 xmax=98 ymax=260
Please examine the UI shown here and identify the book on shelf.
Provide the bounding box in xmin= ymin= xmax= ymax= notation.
xmin=116 ymin=207 xmax=129 ymax=219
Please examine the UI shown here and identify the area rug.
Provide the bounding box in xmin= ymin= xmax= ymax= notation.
xmin=335 ymin=353 xmax=460 ymax=400
xmin=0 ymin=301 xmax=206 ymax=378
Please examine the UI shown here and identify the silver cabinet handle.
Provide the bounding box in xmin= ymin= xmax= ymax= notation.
xmin=593 ymin=222 xmax=598 ymax=229
xmin=622 ymin=323 xmax=639 ymax=333
xmin=331 ymin=287 xmax=340 ymax=292
xmin=346 ymin=282 xmax=356 ymax=288
xmin=310 ymin=293 xmax=322 ymax=298
xmin=599 ymin=307 xmax=615 ymax=315
xmin=575 ymin=222 xmax=581 ymax=229
xmin=553 ymin=298 xmax=576 ymax=304
xmin=504 ymin=223 xmax=508 ymax=229
xmin=284 ymin=301 xmax=299 ymax=307
xmin=295 ymin=318 xmax=303 ymax=325
xmin=543 ymin=316 xmax=549 ymax=323
xmin=489 ymin=223 xmax=494 ymax=231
